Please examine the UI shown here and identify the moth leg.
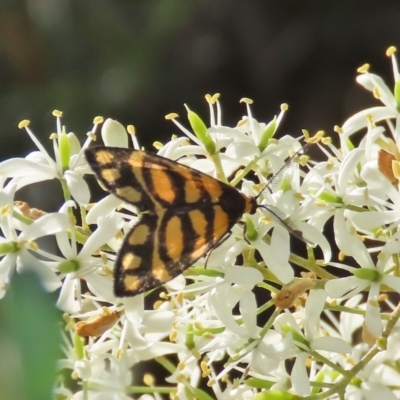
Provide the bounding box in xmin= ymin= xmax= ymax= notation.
xmin=203 ymin=231 xmax=233 ymax=269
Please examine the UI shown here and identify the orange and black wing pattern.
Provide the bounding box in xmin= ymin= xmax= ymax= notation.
xmin=85 ymin=146 xmax=257 ymax=296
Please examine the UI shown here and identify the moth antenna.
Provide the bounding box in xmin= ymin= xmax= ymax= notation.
xmin=258 ymin=204 xmax=314 ymax=246
xmin=255 ymin=143 xmax=310 ymax=200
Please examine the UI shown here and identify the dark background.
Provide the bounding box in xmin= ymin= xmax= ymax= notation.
xmin=1 ymin=0 xmax=399 ymax=160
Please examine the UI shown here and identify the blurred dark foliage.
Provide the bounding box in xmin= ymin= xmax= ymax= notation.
xmin=1 ymin=0 xmax=399 ymax=157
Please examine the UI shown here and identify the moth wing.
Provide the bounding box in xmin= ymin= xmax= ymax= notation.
xmin=114 ymin=204 xmax=233 ymax=297
xmin=85 ymin=146 xmax=245 ymax=211
xmin=85 ymin=146 xmax=157 ymax=211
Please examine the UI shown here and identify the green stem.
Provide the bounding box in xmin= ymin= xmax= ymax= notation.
xmin=12 ymin=210 xmax=32 ymax=225
xmin=211 ymin=152 xmax=228 ymax=183
xmin=289 ymin=252 xmax=335 ymax=280
xmin=155 ymin=356 xmax=177 ymax=375
xmin=230 ymin=157 xmax=259 ymax=187
xmin=60 ymin=178 xmax=72 ymax=202
xmin=310 ymin=350 xmax=348 ymax=377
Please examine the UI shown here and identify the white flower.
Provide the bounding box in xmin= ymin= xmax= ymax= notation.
xmin=342 ymin=53 xmax=400 ymax=141
xmin=56 ymin=206 xmax=124 ymax=313
xmin=274 ymin=290 xmax=352 ymax=396
xmin=0 ymin=114 xmax=96 ymax=205
xmin=325 ymin=226 xmax=400 ymax=342
xmin=0 ymin=183 xmax=67 ymax=297
xmin=59 ymin=320 xmax=134 ymax=399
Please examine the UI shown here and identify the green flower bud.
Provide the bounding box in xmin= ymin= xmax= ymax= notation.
xmin=0 ymin=241 xmax=19 ymax=255
xmin=244 ymin=215 xmax=257 ymax=241
xmin=186 ymin=106 xmax=216 ymax=154
xmin=354 ymin=267 xmax=381 ymax=282
xmin=59 ymin=129 xmax=71 ymax=171
xmin=58 ymin=259 xmax=80 ymax=273
xmin=258 ymin=117 xmax=276 ymax=152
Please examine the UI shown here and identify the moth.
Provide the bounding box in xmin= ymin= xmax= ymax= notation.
xmin=85 ymin=146 xmax=306 ymax=296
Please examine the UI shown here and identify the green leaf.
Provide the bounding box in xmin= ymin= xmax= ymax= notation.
xmin=0 ymin=271 xmax=61 ymax=400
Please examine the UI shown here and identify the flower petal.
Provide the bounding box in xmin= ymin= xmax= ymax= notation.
xmin=352 ymin=210 xmax=400 ymax=230
xmin=342 ymin=106 xmax=398 ymax=136
xmin=361 ymin=382 xmax=398 ymax=400
xmin=64 ymin=170 xmax=90 ymax=205
xmin=86 ymin=273 xmax=116 ymax=304
xmin=101 ymin=119 xmax=129 ymax=148
xmin=224 ymin=266 xmax=263 ymax=286
xmin=254 ymin=232 xmax=294 ymax=284
xmin=291 ymin=352 xmax=310 ymax=396
xmin=304 ymin=289 xmax=327 ymax=339
xmin=334 ymin=209 xmax=373 ymax=267
xmin=86 ymin=194 xmax=123 ymax=224
xmin=311 ymin=336 xmax=352 ymax=354
xmin=20 ymin=213 xmax=69 ymax=241
xmin=0 ymin=158 xmax=55 ymax=178
xmin=56 ymin=274 xmax=80 ymax=313
xmin=239 ymin=291 xmax=258 ymax=338
xmin=0 ymin=253 xmax=16 ymax=298
xmin=79 ymin=214 xmax=124 ymax=260
xmin=325 ymin=276 xmax=367 ymax=299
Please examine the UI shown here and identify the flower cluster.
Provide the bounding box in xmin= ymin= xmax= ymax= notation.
xmin=1 ymin=47 xmax=400 ymax=399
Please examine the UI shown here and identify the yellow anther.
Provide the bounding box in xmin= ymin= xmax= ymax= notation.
xmin=176 ymin=292 xmax=184 ymax=305
xmin=386 ymin=46 xmax=397 ymax=57
xmin=192 ymin=349 xmax=201 ymax=359
xmin=334 ymin=125 xmax=343 ymax=134
xmin=116 ymin=348 xmax=124 ymax=359
xmin=165 ymin=113 xmax=179 ymax=120
xmin=52 ymin=110 xmax=63 ymax=117
xmin=200 ymin=361 xmax=209 ymax=375
xmin=143 ymin=373 xmax=155 ymax=386
xmin=153 ymin=141 xmax=163 ymax=150
xmin=211 ymin=93 xmax=220 ymax=102
xmin=357 ymin=63 xmax=370 ymax=73
xmin=153 ymin=300 xmax=163 ymax=310
xmin=366 ymin=113 xmax=376 ymax=128
xmin=321 ymin=137 xmax=332 ymax=145
xmin=194 ymin=321 xmax=203 ymax=330
xmin=93 ymin=116 xmax=104 ymax=124
xmin=18 ymin=120 xmax=30 ymax=129
xmin=127 ymin=125 xmax=135 ymax=135
xmin=177 ymin=360 xmax=186 ymax=371
xmin=368 ymin=298 xmax=379 ymax=307
xmin=29 ymin=241 xmax=39 ymax=251
xmin=280 ymin=103 xmax=289 ymax=111
xmin=237 ymin=117 xmax=248 ymax=127
xmin=169 ymin=330 xmax=178 ymax=342
xmin=373 ymin=86 xmax=381 ymax=99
